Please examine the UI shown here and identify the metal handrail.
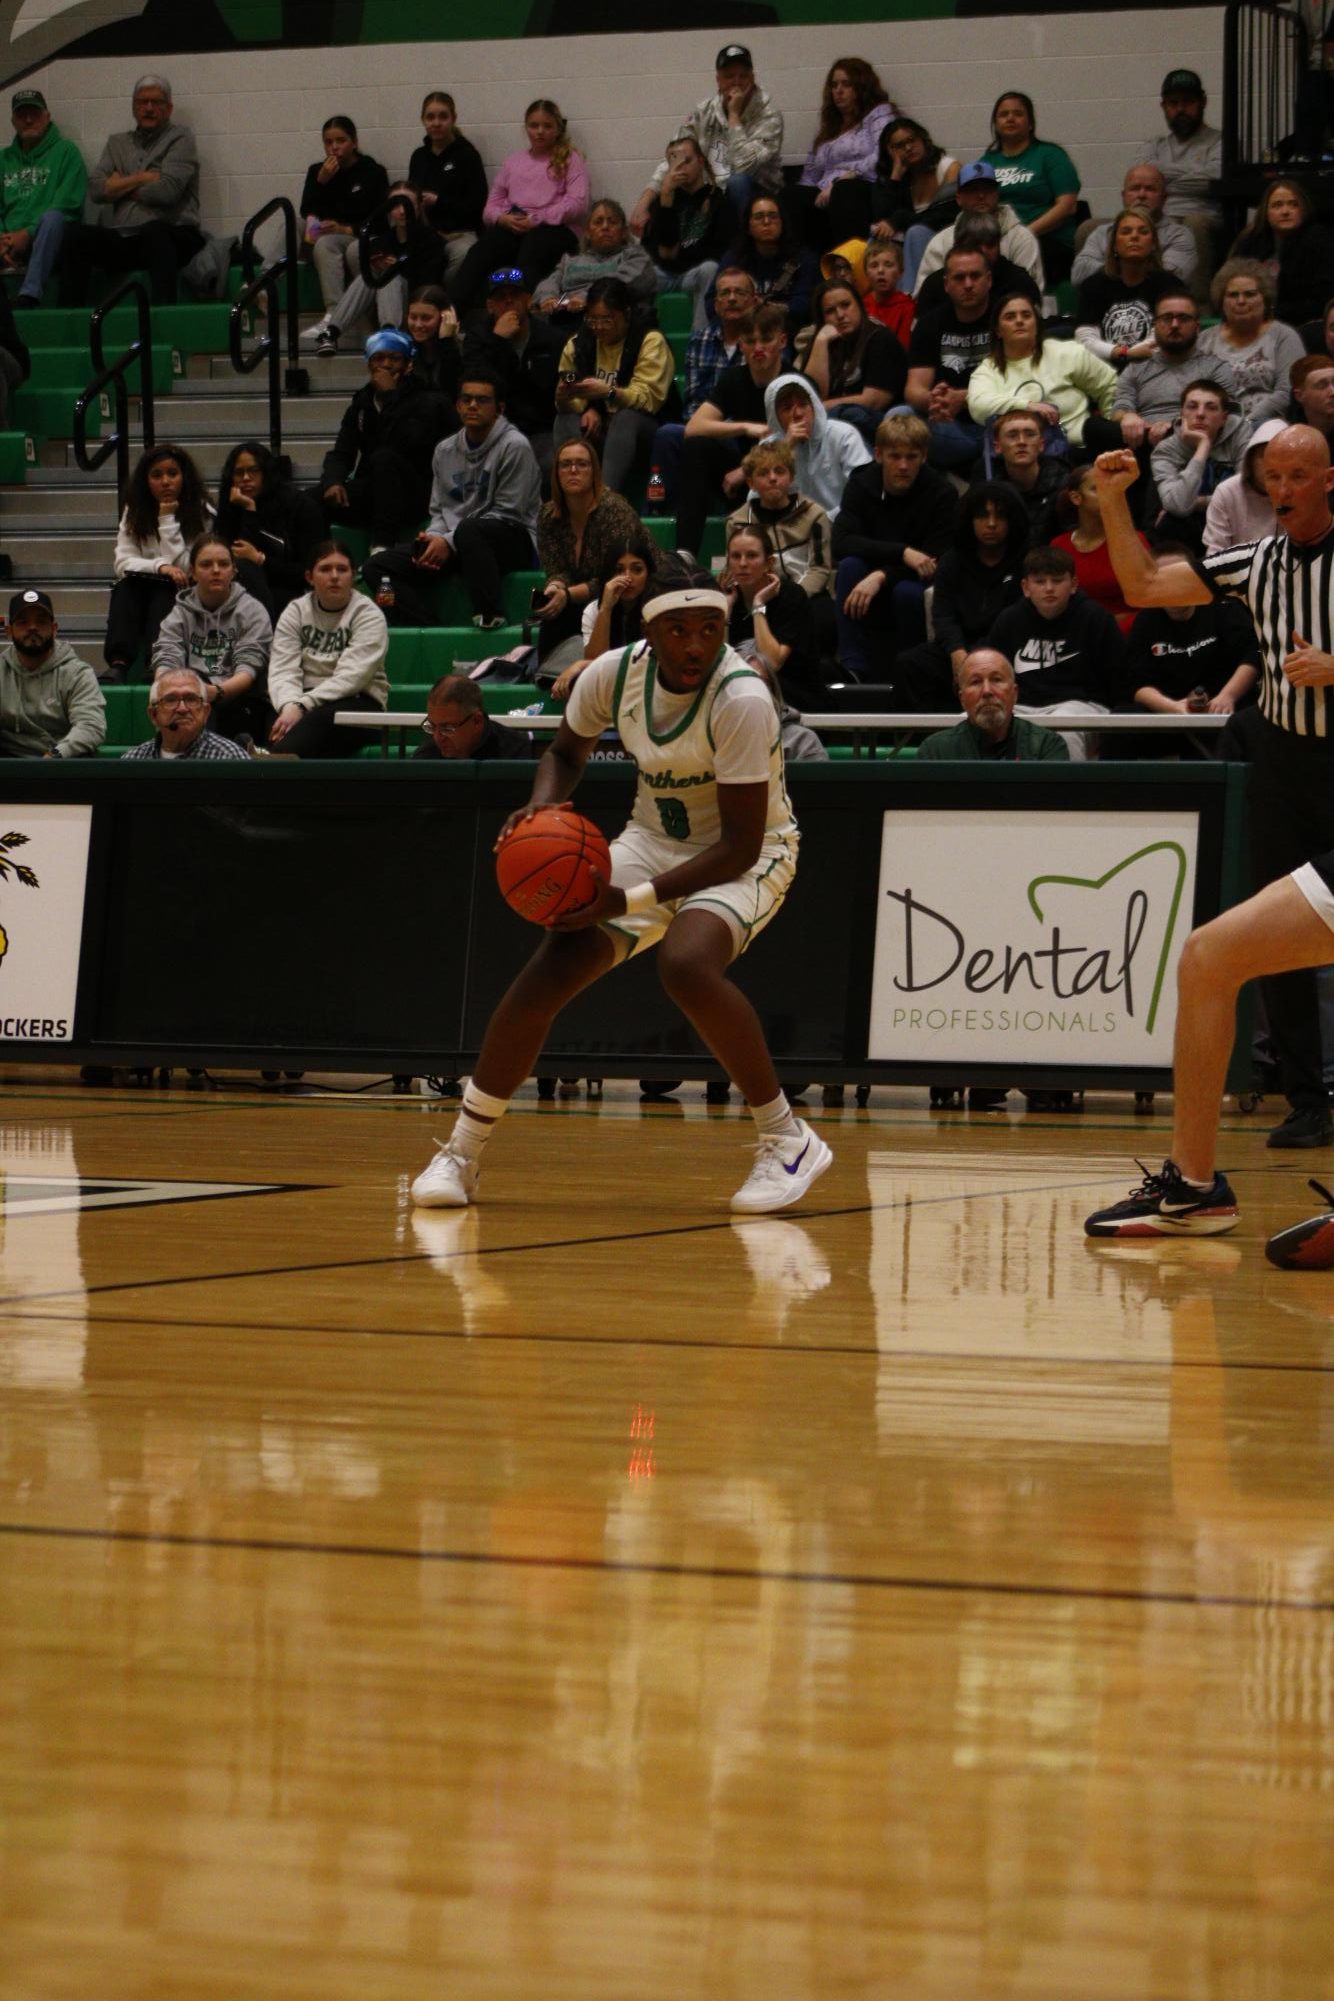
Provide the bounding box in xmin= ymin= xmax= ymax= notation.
xmin=356 ymin=190 xmax=420 ymax=291
xmin=1223 ymin=0 xmax=1307 ymax=209
xmin=72 ymin=276 xmax=156 ymax=504
xmin=228 ymin=194 xmax=310 ymax=463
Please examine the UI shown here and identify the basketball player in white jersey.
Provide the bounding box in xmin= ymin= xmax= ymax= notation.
xmin=411 ymin=574 xmax=833 ymax=1214
xmin=1084 ymin=431 xmax=1334 ymax=1261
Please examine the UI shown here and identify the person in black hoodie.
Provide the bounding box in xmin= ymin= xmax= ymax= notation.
xmin=319 ymin=329 xmax=453 ymax=552
xmin=1228 ymin=178 xmax=1334 ymax=331
xmin=641 ymin=137 xmax=732 ymax=331
xmin=409 ymin=93 xmax=488 ymax=284
xmin=461 ymin=268 xmax=563 ymax=474
xmin=299 ymin=114 xmax=388 ymax=323
xmin=988 ymin=543 xmax=1124 ymax=759
xmin=307 ymin=182 xmax=446 ymax=358
xmin=892 ymin=480 xmax=1029 ymax=710
xmin=214 ymin=440 xmax=326 ymax=620
xmin=403 ymin=286 xmax=461 ymax=403
xmin=830 ymin=411 xmax=956 ymax=680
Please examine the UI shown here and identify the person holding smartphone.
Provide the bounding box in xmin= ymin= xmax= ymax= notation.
xmin=532 ymin=434 xmax=646 ymax=659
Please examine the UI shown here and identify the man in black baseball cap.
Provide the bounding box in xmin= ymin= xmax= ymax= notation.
xmin=629 ymin=40 xmax=782 ymax=236
xmin=1145 ymin=63 xmax=1222 ymax=276
xmin=0 ymin=589 xmax=105 ymax=759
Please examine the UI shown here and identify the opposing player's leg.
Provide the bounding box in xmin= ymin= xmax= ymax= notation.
xmin=1086 ymin=873 xmax=1334 ymax=1239
xmin=655 ymin=907 xmax=832 ymax=1212
xmin=412 ymin=926 xmax=617 ymax=1206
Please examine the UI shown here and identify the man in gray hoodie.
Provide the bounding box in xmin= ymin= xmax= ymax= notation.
xmin=0 ymin=588 xmax=104 ymax=758
xmin=151 ymin=535 xmax=273 ymax=740
xmin=1150 ymin=378 xmax=1252 ymax=545
xmin=364 ymin=367 xmax=541 ymax=629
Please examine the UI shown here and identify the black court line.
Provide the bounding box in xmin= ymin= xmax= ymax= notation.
xmin=0 ymin=1175 xmax=1134 ymax=1309
xmin=3 ymin=1301 xmax=1331 ymax=1373
xmin=1 ymin=1519 xmax=1328 ymax=1616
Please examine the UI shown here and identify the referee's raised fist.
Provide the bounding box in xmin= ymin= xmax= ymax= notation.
xmin=1095 ymin=450 xmax=1139 ymax=490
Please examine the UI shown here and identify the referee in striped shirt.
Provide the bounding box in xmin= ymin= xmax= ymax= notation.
xmin=1082 ymin=428 xmax=1334 ymax=1251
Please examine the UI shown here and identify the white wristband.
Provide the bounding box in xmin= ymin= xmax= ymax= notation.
xmin=623 ymin=880 xmax=657 ymax=917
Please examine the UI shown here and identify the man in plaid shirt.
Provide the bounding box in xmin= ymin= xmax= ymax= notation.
xmin=121 ymin=668 xmax=249 ymax=760
xmin=654 ymin=268 xmax=759 ymax=508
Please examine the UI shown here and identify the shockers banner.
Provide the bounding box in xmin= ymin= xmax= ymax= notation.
xmin=0 ymin=803 xmax=91 ymax=1041
xmin=868 ymin=809 xmax=1199 ymax=1067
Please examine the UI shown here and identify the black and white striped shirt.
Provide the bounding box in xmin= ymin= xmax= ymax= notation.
xmin=1199 ymin=531 xmax=1334 ymax=738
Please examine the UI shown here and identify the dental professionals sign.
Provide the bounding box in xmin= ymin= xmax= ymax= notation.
xmin=0 ymin=803 xmax=91 ymax=1042
xmin=868 ymin=809 xmax=1198 ymax=1066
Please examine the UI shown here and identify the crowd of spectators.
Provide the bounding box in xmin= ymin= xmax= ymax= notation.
xmin=6 ymin=46 xmax=1334 ymax=763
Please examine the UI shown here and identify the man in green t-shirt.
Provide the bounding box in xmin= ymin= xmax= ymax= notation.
xmin=0 ymin=89 xmax=87 ymax=306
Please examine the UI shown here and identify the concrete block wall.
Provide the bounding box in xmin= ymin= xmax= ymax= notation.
xmin=20 ymin=10 xmax=1225 ymax=243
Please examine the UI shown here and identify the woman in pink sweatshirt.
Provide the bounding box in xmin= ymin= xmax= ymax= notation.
xmin=452 ymin=100 xmax=589 ymax=313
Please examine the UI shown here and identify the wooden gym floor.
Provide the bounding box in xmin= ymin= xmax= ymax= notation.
xmin=0 ymin=1072 xmax=1330 ymax=2000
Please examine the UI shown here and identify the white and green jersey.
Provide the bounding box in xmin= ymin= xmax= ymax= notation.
xmin=566 ymin=640 xmax=798 ymax=852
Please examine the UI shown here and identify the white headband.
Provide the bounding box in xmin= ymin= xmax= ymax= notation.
xmin=643 ymin=587 xmax=729 ymax=623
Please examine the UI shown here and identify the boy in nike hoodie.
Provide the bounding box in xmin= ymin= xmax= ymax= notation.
xmin=364 ymin=365 xmax=541 ymax=629
xmin=988 ymin=544 xmax=1124 ymax=761
xmin=151 ymin=535 xmax=272 ymax=740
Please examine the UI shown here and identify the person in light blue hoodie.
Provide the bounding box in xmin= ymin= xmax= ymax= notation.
xmin=761 ymin=370 xmax=869 ymax=518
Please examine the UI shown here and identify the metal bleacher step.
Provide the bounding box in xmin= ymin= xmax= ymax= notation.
xmin=2 ymin=532 xmax=115 ymax=579
xmin=131 ymin=391 xmax=344 ymax=438
xmin=0 ymin=480 xmax=119 ymax=527
xmin=38 ymin=436 xmax=328 ymax=481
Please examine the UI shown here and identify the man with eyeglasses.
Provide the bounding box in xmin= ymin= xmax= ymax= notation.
xmin=461 ymin=268 xmax=562 ymax=472
xmin=412 ymin=674 xmax=535 ymax=763
xmin=364 ymin=367 xmax=541 ymax=631
xmin=1099 ymin=292 xmax=1241 ymax=454
xmin=60 ymin=74 xmax=203 ymax=307
xmin=0 ymin=588 xmax=104 ymax=759
xmin=121 ymin=667 xmax=247 ymax=761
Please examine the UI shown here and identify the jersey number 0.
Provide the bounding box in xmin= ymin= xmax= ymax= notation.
xmin=656 ymin=798 xmax=690 ymax=841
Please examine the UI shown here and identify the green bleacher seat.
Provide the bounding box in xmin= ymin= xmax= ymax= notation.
xmin=657 ymin=293 xmax=692 ymax=335
xmin=30 ymin=344 xmax=176 ymax=392
xmin=392 ymin=626 xmax=526 ymax=681
xmin=501 ymin=570 xmax=542 ymax=622
xmin=666 ymin=330 xmax=688 ymax=370
xmin=330 ymin=522 xmax=370 ymax=567
xmin=100 ymin=683 xmax=156 ymax=749
xmin=638 ymin=514 xmax=728 ymax=560
xmin=225 ymin=263 xmax=323 ymax=312
xmin=14 ymin=386 xmax=98 ymax=437
xmin=14 ymin=303 xmax=235 ymax=354
xmin=0 ymin=430 xmax=32 ymax=480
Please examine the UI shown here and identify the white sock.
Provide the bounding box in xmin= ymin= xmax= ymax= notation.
xmin=450 ymin=1081 xmax=511 ymax=1164
xmin=751 ymin=1092 xmax=801 ymax=1141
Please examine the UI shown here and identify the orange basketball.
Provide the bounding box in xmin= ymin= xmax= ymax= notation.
xmin=495 ymin=806 xmax=613 ymax=926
